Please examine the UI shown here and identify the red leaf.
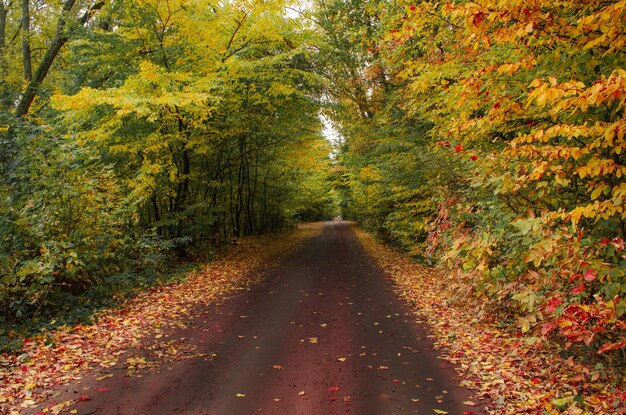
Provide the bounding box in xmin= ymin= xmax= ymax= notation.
xmin=571 ymin=283 xmax=585 ymax=295
xmin=541 ymin=322 xmax=557 ymax=336
xmin=78 ymin=396 xmax=91 ymax=402
xmin=472 ymin=12 xmax=485 ymax=26
xmin=463 ymin=412 xmax=475 ymax=415
xmin=530 ymin=377 xmax=541 ymax=384
xmin=546 ymin=298 xmax=562 ymax=313
xmin=454 ymin=144 xmax=464 ymax=153
xmin=470 ymin=155 xmax=478 ymax=161
xmin=584 ymin=269 xmax=597 ymax=282
xmin=327 ymin=386 xmax=340 ymax=393
xmin=598 ymin=338 xmax=626 ymax=354
xmin=569 ymin=273 xmax=582 ymax=283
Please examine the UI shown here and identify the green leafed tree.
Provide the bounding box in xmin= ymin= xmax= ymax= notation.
xmin=1 ymin=0 xmax=335 ymax=323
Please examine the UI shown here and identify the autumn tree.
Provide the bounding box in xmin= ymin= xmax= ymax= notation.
xmin=318 ymin=0 xmax=626 ymax=356
xmin=1 ymin=0 xmax=334 ymax=322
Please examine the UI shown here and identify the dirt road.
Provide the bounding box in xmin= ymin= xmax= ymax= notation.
xmin=62 ymin=222 xmax=486 ymax=415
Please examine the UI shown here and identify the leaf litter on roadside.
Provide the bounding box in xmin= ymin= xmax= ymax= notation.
xmin=355 ymin=228 xmax=626 ymax=414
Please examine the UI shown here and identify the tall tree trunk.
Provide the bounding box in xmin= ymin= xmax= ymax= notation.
xmin=21 ymin=0 xmax=32 ymax=81
xmin=15 ymin=0 xmax=105 ymax=117
xmin=0 ymin=1 xmax=7 ymax=73
xmin=151 ymin=193 xmax=161 ymax=235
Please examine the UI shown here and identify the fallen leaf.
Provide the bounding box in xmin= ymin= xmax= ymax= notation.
xmin=298 ymin=391 xmax=306 ymax=396
xmin=272 ymin=364 xmax=284 ymax=370
xmin=236 ymin=393 xmax=246 ymax=398
xmin=308 ymin=337 xmax=318 ymax=344
xmin=433 ymin=410 xmax=448 ymax=414
xmin=328 ymin=386 xmax=340 ymax=393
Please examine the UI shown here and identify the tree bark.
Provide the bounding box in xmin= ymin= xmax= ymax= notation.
xmin=0 ymin=1 xmax=7 ymax=67
xmin=21 ymin=0 xmax=32 ymax=81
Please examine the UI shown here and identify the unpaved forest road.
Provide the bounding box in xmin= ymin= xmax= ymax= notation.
xmin=64 ymin=222 xmax=487 ymax=415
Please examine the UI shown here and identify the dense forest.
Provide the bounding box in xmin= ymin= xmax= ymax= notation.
xmin=1 ymin=0 xmax=625 ymax=366
xmin=323 ymin=0 xmax=626 ymax=359
xmin=0 ymin=0 xmax=335 ymax=327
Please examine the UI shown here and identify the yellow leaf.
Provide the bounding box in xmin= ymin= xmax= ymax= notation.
xmin=433 ymin=410 xmax=449 ymax=414
xmin=519 ymin=317 xmax=531 ymax=333
xmin=591 ymin=185 xmax=605 ymax=200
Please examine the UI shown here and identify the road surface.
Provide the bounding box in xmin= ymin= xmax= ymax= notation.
xmin=61 ymin=222 xmax=486 ymax=415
